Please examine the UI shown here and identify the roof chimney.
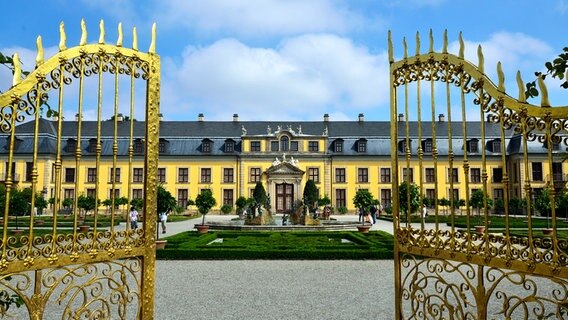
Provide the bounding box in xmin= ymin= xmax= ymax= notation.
xmin=398 ymin=113 xmax=404 ymax=122
xmin=358 ymin=113 xmax=364 ymax=122
xmin=323 ymin=113 xmax=329 ymax=122
xmin=438 ymin=113 xmax=445 ymax=122
xmin=233 ymin=114 xmax=239 ymax=122
xmin=117 ymin=113 xmax=124 ymax=121
xmin=159 ymin=113 xmax=163 ymax=121
xmin=198 ymin=113 xmax=204 ymax=122
xmin=75 ymin=113 xmax=81 ymax=121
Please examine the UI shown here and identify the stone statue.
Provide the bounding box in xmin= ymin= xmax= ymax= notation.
xmin=272 ymin=157 xmax=281 ymax=166
xmin=267 ymin=125 xmax=271 ymax=134
xmin=241 ymin=125 xmax=247 ymax=136
xmin=323 ymin=126 xmax=328 ymax=136
xmin=277 ymin=125 xmax=281 ymax=132
xmin=297 ymin=125 xmax=302 ymax=134
xmin=290 ymin=157 xmax=299 ymax=167
xmin=282 ymin=153 xmax=287 ymax=162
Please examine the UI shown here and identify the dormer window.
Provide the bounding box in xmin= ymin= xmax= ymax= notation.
xmin=334 ymin=139 xmax=344 ymax=153
xmin=87 ymin=138 xmax=97 ymax=153
xmin=66 ymin=138 xmax=77 ymax=153
xmin=422 ymin=139 xmax=432 ymax=153
xmin=488 ymin=139 xmax=501 ymax=153
xmin=134 ymin=139 xmax=144 ymax=154
xmin=544 ymin=139 xmax=561 ymax=151
xmin=357 ymin=139 xmax=367 ymax=153
xmin=466 ymin=139 xmax=479 ymax=153
xmin=225 ymin=139 xmax=235 ymax=153
xmin=159 ymin=138 xmax=169 ymax=153
xmin=202 ymin=139 xmax=212 ymax=153
xmin=398 ymin=140 xmax=411 ymax=153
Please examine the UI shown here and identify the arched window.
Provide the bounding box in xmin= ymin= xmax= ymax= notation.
xmin=280 ymin=136 xmax=289 ymax=151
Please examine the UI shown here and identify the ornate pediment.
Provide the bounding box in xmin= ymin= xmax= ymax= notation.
xmin=266 ymin=162 xmax=304 ymax=176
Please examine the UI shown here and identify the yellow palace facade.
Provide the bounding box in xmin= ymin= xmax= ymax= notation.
xmin=1 ymin=112 xmax=566 ymax=213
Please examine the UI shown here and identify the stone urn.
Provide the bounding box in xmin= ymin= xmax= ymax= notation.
xmin=474 ymin=226 xmax=486 ymax=234
xmin=11 ymin=229 xmax=24 ymax=236
xmin=79 ymin=225 xmax=90 ymax=233
xmin=542 ymin=228 xmax=553 ymax=236
xmin=195 ymin=224 xmax=209 ymax=234
xmin=155 ymin=240 xmax=167 ymax=249
xmin=357 ymin=225 xmax=371 ymax=233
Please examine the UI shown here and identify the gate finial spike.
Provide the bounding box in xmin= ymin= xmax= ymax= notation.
xmin=458 ymin=32 xmax=464 ymax=59
xmin=477 ymin=45 xmax=484 ymax=74
xmin=117 ymin=23 xmax=123 ymax=47
xmin=132 ymin=27 xmax=138 ymax=51
xmin=415 ymin=31 xmax=420 ymax=56
xmin=80 ymin=19 xmax=87 ymax=46
xmin=538 ymin=76 xmax=551 ymax=107
xmin=442 ymin=29 xmax=448 ymax=53
xmin=388 ymin=30 xmax=394 ymax=63
xmin=428 ymin=29 xmax=433 ymax=53
xmin=12 ymin=53 xmax=21 ymax=86
xmin=149 ymin=23 xmax=156 ymax=53
xmin=497 ymin=62 xmax=505 ymax=92
xmin=59 ymin=22 xmax=66 ymax=51
xmin=99 ymin=20 xmax=105 ymax=44
xmin=516 ymin=71 xmax=526 ymax=103
xmin=36 ymin=36 xmax=44 ymax=66
xmin=403 ymin=37 xmax=408 ymax=59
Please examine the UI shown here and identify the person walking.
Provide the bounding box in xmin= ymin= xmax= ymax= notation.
xmin=159 ymin=211 xmax=168 ymax=234
xmin=370 ymin=204 xmax=377 ymax=224
xmin=129 ymin=206 xmax=138 ymax=230
xmin=358 ymin=207 xmax=365 ymax=223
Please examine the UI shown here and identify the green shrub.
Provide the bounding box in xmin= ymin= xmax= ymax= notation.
xmin=338 ymin=206 xmax=348 ymax=214
xmin=220 ymin=205 xmax=233 ymax=214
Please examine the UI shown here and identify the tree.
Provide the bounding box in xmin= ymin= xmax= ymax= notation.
xmin=352 ymin=189 xmax=375 ymax=221
xmin=130 ymin=198 xmax=143 ymax=211
xmin=399 ymin=182 xmax=420 ymax=215
xmin=303 ymin=180 xmax=319 ymax=212
xmin=557 ymin=191 xmax=568 ymax=219
xmin=34 ymin=193 xmax=48 ymax=215
xmin=62 ymin=198 xmax=73 ymax=209
xmin=195 ymin=189 xmax=217 ymax=225
xmin=77 ymin=194 xmax=97 ymax=216
xmin=235 ymin=196 xmax=249 ymax=216
xmin=525 ymin=47 xmax=568 ymax=99
xmin=470 ymin=189 xmax=493 ymax=226
xmin=157 ymin=186 xmax=176 ymax=216
xmin=252 ymin=182 xmax=267 ymax=215
xmin=534 ymin=189 xmax=555 ymax=228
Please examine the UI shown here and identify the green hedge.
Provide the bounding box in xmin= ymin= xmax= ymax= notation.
xmin=157 ymin=231 xmax=394 ymax=260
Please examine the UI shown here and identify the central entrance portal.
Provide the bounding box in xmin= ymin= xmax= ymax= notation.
xmin=276 ymin=183 xmax=294 ymax=212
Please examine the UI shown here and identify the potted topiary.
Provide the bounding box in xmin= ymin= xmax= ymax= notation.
xmin=470 ymin=189 xmax=493 ymax=234
xmin=156 ymin=185 xmax=176 ymax=248
xmin=353 ymin=189 xmax=375 ymax=233
xmin=195 ymin=189 xmax=217 ymax=234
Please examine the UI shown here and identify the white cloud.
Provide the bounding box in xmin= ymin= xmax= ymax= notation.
xmin=161 ymin=34 xmax=390 ymax=121
xmin=154 ymin=0 xmax=372 ymax=37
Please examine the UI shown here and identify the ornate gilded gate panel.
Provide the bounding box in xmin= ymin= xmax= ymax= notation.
xmin=0 ymin=20 xmax=160 ymax=319
xmin=389 ymin=31 xmax=568 ymax=319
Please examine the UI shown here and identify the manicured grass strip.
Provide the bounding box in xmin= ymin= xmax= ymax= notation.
xmin=379 ymin=214 xmax=568 ymax=229
xmin=157 ymin=231 xmax=394 ymax=260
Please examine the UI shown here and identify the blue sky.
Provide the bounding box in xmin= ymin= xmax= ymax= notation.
xmin=0 ymin=0 xmax=566 ymax=121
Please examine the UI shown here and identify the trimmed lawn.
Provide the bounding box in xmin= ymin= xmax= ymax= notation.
xmin=157 ymin=231 xmax=394 ymax=260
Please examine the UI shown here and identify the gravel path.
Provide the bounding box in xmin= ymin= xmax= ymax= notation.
xmin=155 ymin=260 xmax=395 ymax=320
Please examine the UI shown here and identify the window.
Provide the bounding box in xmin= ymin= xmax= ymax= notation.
xmin=87 ymin=168 xmax=97 ymax=183
xmin=225 ymin=140 xmax=234 ymax=153
xmin=63 ymin=189 xmax=75 ymax=201
xmin=65 ymin=168 xmax=75 ymax=183
xmin=467 ymin=139 xmax=479 ymax=153
xmin=25 ymin=162 xmax=33 ymax=182
xmin=159 ymin=139 xmax=168 ymax=153
xmin=425 ymin=168 xmax=435 ymax=183
xmin=398 ymin=140 xmax=411 ymax=153
xmin=380 ymin=189 xmax=392 ymax=208
xmin=553 ymin=162 xmax=563 ymax=181
xmin=87 ymin=189 xmax=96 ymax=198
xmin=423 ymin=140 xmax=432 ymax=153
xmin=493 ymin=188 xmax=504 ymax=201
xmin=201 ymin=168 xmax=212 ymax=183
xmin=157 ymin=168 xmax=166 ymax=183
xmin=357 ymin=139 xmax=367 ymax=153
xmin=358 ymin=168 xmax=369 ymax=183
xmin=178 ymin=189 xmax=189 ymax=207
xmin=492 ymin=168 xmax=503 ymax=183
xmin=178 ymin=168 xmax=189 ymax=183
xmin=223 ymin=189 xmax=234 ymax=206
xmin=402 ymin=168 xmax=413 ymax=183
xmin=250 ymin=168 xmax=261 ymax=183
xmin=449 ymin=189 xmax=459 ymax=203
xmin=491 ymin=139 xmax=501 ymax=153
xmin=532 ymin=162 xmax=543 ymax=181
xmin=202 ymin=140 xmax=211 ymax=153
xmin=308 ymin=168 xmax=320 ymax=183
xmin=290 ymin=141 xmax=298 ymax=151
xmin=308 ymin=141 xmax=319 ymax=152
xmin=109 ymin=188 xmax=120 ymax=200
xmin=133 ymin=168 xmax=144 ymax=183
xmin=133 ymin=189 xmax=143 ymax=199
xmin=87 ymin=138 xmax=97 ymax=153
xmin=66 ymin=139 xmax=77 ymax=152
xmin=4 ymin=162 xmax=15 ymax=181
xmin=426 ymin=189 xmax=436 ymax=205
xmin=110 ymin=167 xmax=121 ymax=183
xmin=280 ymin=136 xmax=289 ymax=151
xmin=335 ymin=189 xmax=346 ymax=208
xmin=448 ymin=168 xmax=459 ymax=183
xmin=250 ymin=141 xmax=261 ymax=152
xmin=380 ymin=168 xmax=391 ymax=183
xmin=335 ymin=140 xmax=344 ymax=153
xmin=471 ymin=168 xmax=481 ymax=183
xmin=335 ymin=168 xmax=346 ymax=183
xmin=134 ymin=139 xmax=144 ymax=154
xmin=271 ymin=141 xmax=279 ymax=151
xmin=223 ymin=168 xmax=234 ymax=183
